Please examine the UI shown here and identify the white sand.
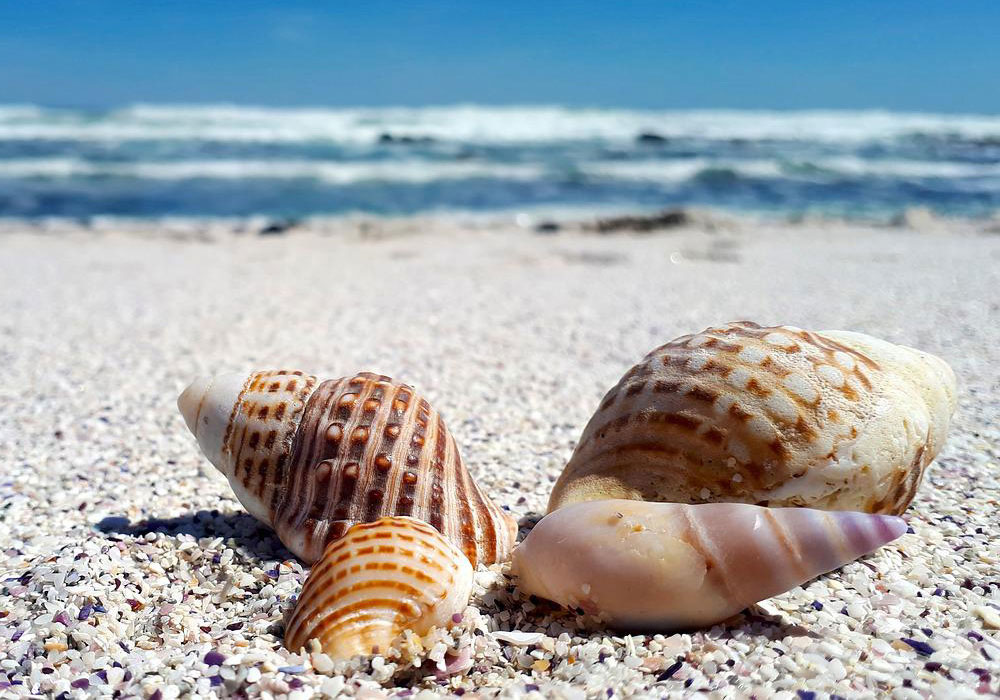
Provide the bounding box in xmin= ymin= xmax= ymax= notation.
xmin=1 ymin=217 xmax=998 ymax=698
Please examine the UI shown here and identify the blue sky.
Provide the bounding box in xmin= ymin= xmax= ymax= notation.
xmin=2 ymin=1 xmax=998 ymax=112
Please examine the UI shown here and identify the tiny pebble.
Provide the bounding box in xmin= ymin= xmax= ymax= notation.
xmin=901 ymin=638 xmax=935 ymax=656
xmin=658 ymin=661 xmax=683 ymax=680
xmin=493 ymin=630 xmax=545 ymax=646
xmin=974 ymin=606 xmax=1000 ymax=629
xmin=203 ymin=651 xmax=225 ymax=666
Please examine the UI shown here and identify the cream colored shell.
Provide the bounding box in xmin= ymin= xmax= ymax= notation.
xmin=548 ymin=322 xmax=956 ymax=515
xmin=513 ymin=499 xmax=906 ymax=631
xmin=285 ymin=516 xmax=473 ymax=658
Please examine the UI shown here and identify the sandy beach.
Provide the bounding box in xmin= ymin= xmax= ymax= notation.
xmin=2 ymin=216 xmax=999 ymax=698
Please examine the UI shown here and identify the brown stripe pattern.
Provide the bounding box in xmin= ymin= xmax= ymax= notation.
xmin=284 ymin=516 xmax=473 ymax=658
xmin=223 ymin=370 xmax=319 ymax=520
xmin=548 ymin=321 xmax=955 ymax=516
xmin=260 ymin=372 xmax=517 ymax=565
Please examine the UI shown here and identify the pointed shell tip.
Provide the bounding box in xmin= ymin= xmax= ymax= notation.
xmin=881 ymin=514 xmax=908 ymax=542
xmin=176 ymin=372 xmax=248 ymax=473
xmin=177 ymin=375 xmax=212 ymax=435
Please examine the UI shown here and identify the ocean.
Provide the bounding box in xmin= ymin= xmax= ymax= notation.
xmin=1 ymin=104 xmax=999 ymax=220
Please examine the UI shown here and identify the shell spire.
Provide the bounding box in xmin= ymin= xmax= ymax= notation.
xmin=285 ymin=516 xmax=473 ymax=658
xmin=178 ymin=370 xmax=517 ymax=565
xmin=513 ymin=499 xmax=907 ymax=631
xmin=548 ymin=322 xmax=956 ymax=515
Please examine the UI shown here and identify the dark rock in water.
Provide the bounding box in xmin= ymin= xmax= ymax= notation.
xmin=377 ymin=132 xmax=436 ymax=145
xmin=636 ymin=132 xmax=669 ymax=145
xmin=534 ymin=221 xmax=560 ymax=234
xmin=259 ymin=219 xmax=299 ymax=235
xmin=591 ymin=209 xmax=690 ymax=233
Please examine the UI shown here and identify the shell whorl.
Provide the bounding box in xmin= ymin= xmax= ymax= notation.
xmin=513 ymin=499 xmax=907 ymax=631
xmin=218 ymin=370 xmax=320 ymax=524
xmin=179 ymin=370 xmax=517 ymax=565
xmin=548 ymin=321 xmax=956 ymax=515
xmin=284 ymin=516 xmax=473 ymax=658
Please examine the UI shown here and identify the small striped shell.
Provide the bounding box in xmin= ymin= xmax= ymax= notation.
xmin=178 ymin=370 xmax=516 ymax=565
xmin=513 ymin=499 xmax=906 ymax=631
xmin=285 ymin=516 xmax=473 ymax=658
xmin=548 ymin=322 xmax=956 ymax=515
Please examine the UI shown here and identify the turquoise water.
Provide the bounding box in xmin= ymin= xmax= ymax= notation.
xmin=1 ymin=105 xmax=999 ymax=219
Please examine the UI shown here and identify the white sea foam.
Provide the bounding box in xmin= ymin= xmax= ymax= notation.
xmin=2 ymin=104 xmax=1000 ymax=144
xmin=3 ymin=155 xmax=998 ymax=185
xmin=581 ymin=159 xmax=784 ymax=181
xmin=0 ymin=158 xmax=546 ymax=183
xmin=579 ymin=157 xmax=1000 ymax=182
xmin=0 ymin=105 xmax=47 ymax=119
xmin=803 ymin=157 xmax=1000 ymax=179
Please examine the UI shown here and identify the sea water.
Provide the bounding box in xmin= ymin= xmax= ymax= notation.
xmin=0 ymin=104 xmax=998 ymax=220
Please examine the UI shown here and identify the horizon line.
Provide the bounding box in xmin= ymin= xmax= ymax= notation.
xmin=3 ymin=102 xmax=1000 ymax=119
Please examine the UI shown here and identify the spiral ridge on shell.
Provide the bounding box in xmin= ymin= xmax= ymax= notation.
xmin=284 ymin=516 xmax=473 ymax=658
xmin=548 ymin=321 xmax=956 ymax=515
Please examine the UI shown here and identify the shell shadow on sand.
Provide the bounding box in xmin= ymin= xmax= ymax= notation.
xmin=95 ymin=510 xmax=294 ymax=563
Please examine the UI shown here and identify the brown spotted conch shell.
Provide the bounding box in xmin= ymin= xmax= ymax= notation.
xmin=513 ymin=499 xmax=906 ymax=631
xmin=548 ymin=322 xmax=956 ymax=515
xmin=285 ymin=516 xmax=473 ymax=658
xmin=178 ymin=370 xmax=517 ymax=565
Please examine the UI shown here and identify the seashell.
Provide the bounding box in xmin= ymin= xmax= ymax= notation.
xmin=178 ymin=370 xmax=516 ymax=565
xmin=548 ymin=322 xmax=956 ymax=515
xmin=513 ymin=498 xmax=906 ymax=631
xmin=284 ymin=516 xmax=473 ymax=658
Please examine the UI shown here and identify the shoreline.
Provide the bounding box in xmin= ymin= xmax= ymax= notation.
xmin=1 ymin=204 xmax=998 ymax=242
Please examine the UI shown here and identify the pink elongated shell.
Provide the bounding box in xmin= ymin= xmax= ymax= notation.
xmin=513 ymin=499 xmax=906 ymax=631
xmin=285 ymin=516 xmax=473 ymax=658
xmin=178 ymin=370 xmax=517 ymax=565
xmin=548 ymin=322 xmax=957 ymax=515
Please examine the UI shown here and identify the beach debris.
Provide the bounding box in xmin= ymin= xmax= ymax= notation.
xmin=258 ymin=218 xmax=299 ymax=235
xmin=492 ymin=630 xmax=545 ymax=646
xmin=548 ymin=321 xmax=957 ymax=515
xmin=512 ymin=498 xmax=907 ymax=631
xmin=177 ymin=370 xmax=517 ymax=565
xmin=974 ymin=606 xmax=1000 ymax=629
xmin=284 ymin=516 xmax=473 ymax=659
xmin=588 ymin=209 xmax=690 ymax=233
